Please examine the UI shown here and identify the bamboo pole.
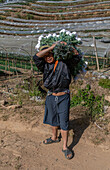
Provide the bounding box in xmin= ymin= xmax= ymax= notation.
xmin=93 ymin=36 xmax=99 ymax=71
xmin=31 ymin=41 xmax=33 ymax=75
xmin=5 ymin=53 xmax=8 ymax=71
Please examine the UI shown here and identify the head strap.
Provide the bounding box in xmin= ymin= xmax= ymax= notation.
xmin=53 ymin=60 xmax=58 ymax=73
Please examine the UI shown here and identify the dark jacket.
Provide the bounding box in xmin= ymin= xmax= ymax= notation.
xmin=33 ymin=54 xmax=71 ymax=93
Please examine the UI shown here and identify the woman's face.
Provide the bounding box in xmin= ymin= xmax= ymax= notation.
xmin=44 ymin=52 xmax=54 ymax=63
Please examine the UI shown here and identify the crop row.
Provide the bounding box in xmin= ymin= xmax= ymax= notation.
xmin=0 ymin=23 xmax=109 ymax=35
xmin=84 ymin=56 xmax=110 ymax=68
xmin=0 ymin=58 xmax=38 ymax=72
xmin=0 ymin=1 xmax=110 ymax=22
xmin=31 ymin=1 xmax=110 ymax=9
xmin=0 ymin=53 xmax=109 ymax=73
xmin=36 ymin=0 xmax=110 ymax=6
xmin=0 ymin=52 xmax=31 ymax=61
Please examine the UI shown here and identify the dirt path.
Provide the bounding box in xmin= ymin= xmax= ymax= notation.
xmin=0 ymin=113 xmax=110 ymax=170
xmin=0 ymin=76 xmax=110 ymax=170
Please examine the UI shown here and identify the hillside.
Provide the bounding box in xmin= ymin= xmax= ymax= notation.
xmin=0 ymin=0 xmax=110 ymax=56
xmin=0 ymin=1 xmax=110 ymax=169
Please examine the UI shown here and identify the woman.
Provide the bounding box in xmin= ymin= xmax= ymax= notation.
xmin=33 ymin=42 xmax=78 ymax=159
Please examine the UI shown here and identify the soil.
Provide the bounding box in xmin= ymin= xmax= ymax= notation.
xmin=0 ymin=73 xmax=110 ymax=170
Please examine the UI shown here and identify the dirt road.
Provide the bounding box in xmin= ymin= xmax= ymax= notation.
xmin=0 ymin=110 xmax=110 ymax=170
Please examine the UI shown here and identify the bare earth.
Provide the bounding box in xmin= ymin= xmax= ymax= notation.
xmin=0 ymin=75 xmax=110 ymax=170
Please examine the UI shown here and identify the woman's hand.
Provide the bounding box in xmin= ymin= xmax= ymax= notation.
xmin=60 ymin=41 xmax=67 ymax=45
xmin=72 ymin=47 xmax=79 ymax=55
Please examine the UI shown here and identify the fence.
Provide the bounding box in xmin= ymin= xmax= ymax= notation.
xmin=0 ymin=39 xmax=110 ymax=79
xmin=0 ymin=45 xmax=38 ymax=77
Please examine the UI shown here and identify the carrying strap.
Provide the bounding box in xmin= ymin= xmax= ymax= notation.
xmin=53 ymin=60 xmax=58 ymax=73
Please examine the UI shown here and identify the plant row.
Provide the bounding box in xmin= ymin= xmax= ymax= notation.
xmin=0 ymin=58 xmax=38 ymax=72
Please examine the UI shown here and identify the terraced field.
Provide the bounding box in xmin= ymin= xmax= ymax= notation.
xmin=0 ymin=0 xmax=110 ymax=74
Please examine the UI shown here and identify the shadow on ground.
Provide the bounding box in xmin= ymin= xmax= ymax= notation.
xmin=69 ymin=116 xmax=90 ymax=149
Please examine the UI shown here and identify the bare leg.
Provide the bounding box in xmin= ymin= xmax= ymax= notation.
xmin=44 ymin=126 xmax=59 ymax=143
xmin=61 ymin=129 xmax=72 ymax=159
xmin=61 ymin=129 xmax=68 ymax=150
xmin=51 ymin=126 xmax=59 ymax=140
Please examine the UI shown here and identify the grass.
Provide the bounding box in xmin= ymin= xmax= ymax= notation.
xmin=99 ymin=79 xmax=110 ymax=89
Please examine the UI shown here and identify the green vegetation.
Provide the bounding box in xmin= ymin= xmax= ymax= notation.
xmin=84 ymin=56 xmax=110 ymax=68
xmin=21 ymin=77 xmax=44 ymax=98
xmin=70 ymin=84 xmax=108 ymax=121
xmin=0 ymin=52 xmax=38 ymax=73
xmin=0 ymin=0 xmax=5 ymax=2
xmin=26 ymin=14 xmax=34 ymax=20
xmin=99 ymin=79 xmax=110 ymax=89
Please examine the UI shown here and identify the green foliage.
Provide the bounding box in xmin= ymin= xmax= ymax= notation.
xmin=29 ymin=77 xmax=42 ymax=97
xmin=53 ymin=42 xmax=79 ymax=60
xmin=38 ymin=30 xmax=84 ymax=77
xmin=21 ymin=77 xmax=43 ymax=98
xmin=71 ymin=84 xmax=106 ymax=121
xmin=0 ymin=52 xmax=38 ymax=72
xmin=29 ymin=87 xmax=41 ymax=97
xmin=26 ymin=14 xmax=34 ymax=20
xmin=21 ymin=80 xmax=29 ymax=91
xmin=0 ymin=0 xmax=5 ymax=2
xmin=17 ymin=13 xmax=22 ymax=19
xmin=18 ymin=98 xmax=23 ymax=106
xmin=40 ymin=31 xmax=82 ymax=48
xmin=99 ymin=79 xmax=110 ymax=89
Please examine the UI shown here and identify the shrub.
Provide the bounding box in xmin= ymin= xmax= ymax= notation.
xmin=70 ymin=84 xmax=106 ymax=121
xmin=99 ymin=79 xmax=110 ymax=89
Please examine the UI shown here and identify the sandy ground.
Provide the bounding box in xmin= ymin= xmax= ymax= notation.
xmin=0 ymin=105 xmax=110 ymax=170
xmin=0 ymin=75 xmax=110 ymax=170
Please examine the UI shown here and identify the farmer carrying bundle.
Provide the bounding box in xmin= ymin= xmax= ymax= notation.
xmin=33 ymin=29 xmax=85 ymax=159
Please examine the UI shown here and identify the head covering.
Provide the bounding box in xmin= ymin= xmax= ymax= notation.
xmin=39 ymin=44 xmax=50 ymax=51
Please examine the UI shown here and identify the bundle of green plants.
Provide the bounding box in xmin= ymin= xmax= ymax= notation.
xmin=35 ymin=29 xmax=85 ymax=78
xmin=99 ymin=79 xmax=110 ymax=89
xmin=70 ymin=84 xmax=107 ymax=121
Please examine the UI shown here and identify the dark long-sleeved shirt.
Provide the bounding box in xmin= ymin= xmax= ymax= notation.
xmin=33 ymin=54 xmax=71 ymax=93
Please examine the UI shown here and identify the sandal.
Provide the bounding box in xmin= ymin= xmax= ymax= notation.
xmin=62 ymin=148 xmax=73 ymax=160
xmin=43 ymin=137 xmax=60 ymax=144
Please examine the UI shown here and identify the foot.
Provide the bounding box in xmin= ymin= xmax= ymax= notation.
xmin=43 ymin=137 xmax=60 ymax=144
xmin=62 ymin=148 xmax=73 ymax=159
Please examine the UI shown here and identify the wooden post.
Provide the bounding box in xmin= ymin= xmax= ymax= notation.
xmin=31 ymin=41 xmax=33 ymax=75
xmin=5 ymin=53 xmax=8 ymax=71
xmin=93 ymin=36 xmax=99 ymax=71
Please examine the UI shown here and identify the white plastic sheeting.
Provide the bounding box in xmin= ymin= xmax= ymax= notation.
xmin=22 ymin=8 xmax=110 ymax=15
xmin=6 ymin=16 xmax=110 ymax=23
xmin=32 ymin=1 xmax=110 ymax=9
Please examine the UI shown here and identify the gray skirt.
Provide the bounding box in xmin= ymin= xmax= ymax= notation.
xmin=43 ymin=93 xmax=70 ymax=130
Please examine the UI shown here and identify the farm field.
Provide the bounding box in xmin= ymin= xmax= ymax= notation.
xmin=0 ymin=0 xmax=110 ymax=74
